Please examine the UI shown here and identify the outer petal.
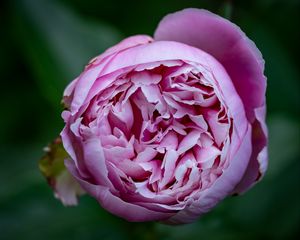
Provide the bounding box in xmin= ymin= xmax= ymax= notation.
xmin=61 ymin=123 xmax=90 ymax=179
xmin=61 ymin=118 xmax=112 ymax=186
xmin=154 ymin=8 xmax=266 ymax=121
xmin=65 ymin=159 xmax=175 ymax=221
xmin=232 ymin=105 xmax=268 ymax=194
xmin=65 ymin=35 xmax=153 ymax=113
xmin=62 ymin=77 xmax=78 ymax=109
xmin=102 ymin=35 xmax=153 ymax=57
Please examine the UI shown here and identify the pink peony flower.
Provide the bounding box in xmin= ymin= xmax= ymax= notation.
xmin=60 ymin=8 xmax=267 ymax=224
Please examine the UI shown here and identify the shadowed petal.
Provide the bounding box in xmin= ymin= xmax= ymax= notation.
xmin=232 ymin=105 xmax=268 ymax=194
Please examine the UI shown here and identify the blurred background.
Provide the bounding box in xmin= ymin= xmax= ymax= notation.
xmin=0 ymin=0 xmax=299 ymax=239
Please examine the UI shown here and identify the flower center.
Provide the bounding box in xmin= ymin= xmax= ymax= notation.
xmin=81 ymin=62 xmax=232 ymax=200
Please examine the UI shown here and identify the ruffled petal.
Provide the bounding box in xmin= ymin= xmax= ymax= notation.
xmin=166 ymin=124 xmax=252 ymax=224
xmin=98 ymin=40 xmax=247 ymax=138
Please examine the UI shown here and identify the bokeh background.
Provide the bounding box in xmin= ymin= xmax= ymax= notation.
xmin=1 ymin=0 xmax=299 ymax=239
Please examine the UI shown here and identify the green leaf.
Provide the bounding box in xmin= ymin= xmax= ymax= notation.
xmin=39 ymin=137 xmax=68 ymax=179
xmin=39 ymin=137 xmax=85 ymax=206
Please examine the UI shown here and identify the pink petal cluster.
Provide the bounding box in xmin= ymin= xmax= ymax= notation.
xmin=61 ymin=9 xmax=267 ymax=224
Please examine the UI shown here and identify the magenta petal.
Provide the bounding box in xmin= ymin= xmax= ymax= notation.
xmin=232 ymin=105 xmax=268 ymax=194
xmin=154 ymin=8 xmax=266 ymax=120
xmin=65 ymin=159 xmax=174 ymax=221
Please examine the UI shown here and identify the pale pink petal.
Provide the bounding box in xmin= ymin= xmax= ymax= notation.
xmin=140 ymin=84 xmax=162 ymax=103
xmin=104 ymin=144 xmax=135 ymax=161
xmin=111 ymin=101 xmax=134 ymax=130
xmin=134 ymin=147 xmax=158 ymax=162
xmin=131 ymin=71 xmax=162 ymax=85
xmin=198 ymin=133 xmax=214 ymax=148
xmin=148 ymin=160 xmax=162 ymax=183
xmin=158 ymin=131 xmax=178 ymax=151
xmin=194 ymin=145 xmax=221 ymax=169
xmin=135 ymin=60 xmax=183 ymax=71
xmin=204 ymin=110 xmax=229 ymax=146
xmin=163 ymin=95 xmax=195 ymax=117
xmin=159 ymin=149 xmax=179 ymax=188
xmin=97 ymin=116 xmax=112 ymax=135
xmin=70 ymin=117 xmax=82 ymax=137
xmin=135 ymin=181 xmax=158 ymax=198
xmin=177 ymin=130 xmax=201 ymax=155
xmin=190 ymin=115 xmax=208 ymax=131
xmin=100 ymin=134 xmax=127 ymax=148
xmin=115 ymin=159 xmax=149 ymax=179
xmin=174 ymin=158 xmax=195 ymax=184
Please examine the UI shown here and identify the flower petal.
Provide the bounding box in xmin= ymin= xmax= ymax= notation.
xmin=98 ymin=40 xmax=248 ymax=138
xmin=177 ymin=130 xmax=201 ymax=155
xmin=154 ymin=8 xmax=266 ymax=120
xmin=65 ymin=159 xmax=174 ymax=221
xmin=166 ymin=124 xmax=252 ymax=224
xmin=81 ymin=136 xmax=114 ymax=188
xmin=232 ymin=105 xmax=268 ymax=194
xmin=70 ymin=35 xmax=153 ymax=113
